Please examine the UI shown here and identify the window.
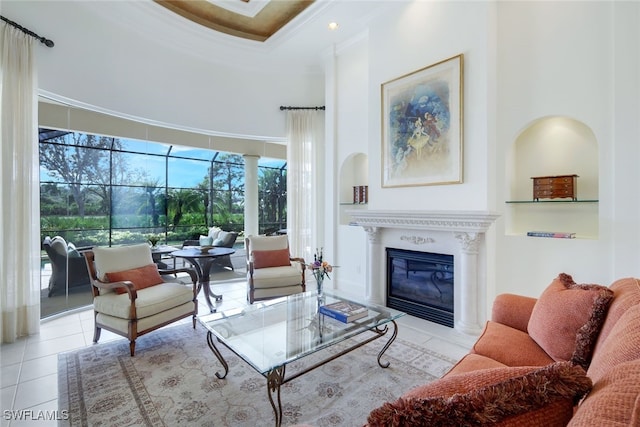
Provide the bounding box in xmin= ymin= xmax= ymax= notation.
xmin=39 ymin=128 xmax=287 ymax=317
xmin=39 ymin=129 xmax=287 ymax=246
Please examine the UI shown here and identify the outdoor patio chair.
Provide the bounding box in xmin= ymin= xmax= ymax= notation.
xmin=43 ymin=236 xmax=91 ymax=297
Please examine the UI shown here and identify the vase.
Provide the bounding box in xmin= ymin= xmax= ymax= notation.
xmin=315 ymin=275 xmax=324 ymax=297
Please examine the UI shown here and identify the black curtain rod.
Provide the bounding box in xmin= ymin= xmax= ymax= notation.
xmin=0 ymin=15 xmax=54 ymax=48
xmin=279 ymin=106 xmax=325 ymax=111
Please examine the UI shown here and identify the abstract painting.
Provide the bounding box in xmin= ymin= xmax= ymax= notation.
xmin=381 ymin=54 xmax=463 ymax=187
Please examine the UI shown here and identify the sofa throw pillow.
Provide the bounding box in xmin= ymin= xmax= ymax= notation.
xmin=213 ymin=238 xmax=225 ymax=246
xmin=367 ymin=362 xmax=592 ymax=427
xmin=527 ymin=273 xmax=614 ymax=369
xmin=217 ymin=231 xmax=230 ymax=242
xmin=252 ymin=248 xmax=290 ymax=269
xmin=199 ymin=235 xmax=213 ymax=246
xmin=106 ymin=264 xmax=164 ymax=294
xmin=208 ymin=227 xmax=222 ymax=239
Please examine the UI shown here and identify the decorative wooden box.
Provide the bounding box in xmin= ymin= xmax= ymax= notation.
xmin=531 ymin=175 xmax=578 ymax=201
xmin=353 ymin=186 xmax=368 ymax=204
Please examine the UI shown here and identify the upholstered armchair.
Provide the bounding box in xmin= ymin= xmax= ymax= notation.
xmin=245 ymin=235 xmax=306 ymax=303
xmin=83 ymin=243 xmax=198 ymax=356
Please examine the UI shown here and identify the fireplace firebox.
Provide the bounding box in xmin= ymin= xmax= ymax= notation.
xmin=386 ymin=248 xmax=454 ymax=327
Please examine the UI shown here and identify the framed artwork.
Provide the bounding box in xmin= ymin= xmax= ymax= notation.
xmin=381 ymin=54 xmax=463 ymax=187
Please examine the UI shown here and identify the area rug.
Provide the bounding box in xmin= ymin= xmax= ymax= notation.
xmin=58 ymin=322 xmax=457 ymax=426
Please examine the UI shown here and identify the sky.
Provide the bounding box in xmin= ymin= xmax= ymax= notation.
xmin=40 ymin=134 xmax=286 ymax=189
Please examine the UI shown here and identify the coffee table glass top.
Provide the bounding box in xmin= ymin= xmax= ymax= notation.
xmin=198 ymin=291 xmax=405 ymax=374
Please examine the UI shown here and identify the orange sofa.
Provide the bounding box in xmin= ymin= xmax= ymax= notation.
xmin=367 ymin=275 xmax=640 ymax=426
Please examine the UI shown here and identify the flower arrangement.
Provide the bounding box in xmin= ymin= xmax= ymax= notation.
xmin=308 ymin=248 xmax=333 ymax=282
xmin=147 ymin=234 xmax=161 ymax=247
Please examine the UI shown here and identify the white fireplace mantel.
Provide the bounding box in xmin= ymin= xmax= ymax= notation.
xmin=348 ymin=210 xmax=499 ymax=335
xmin=348 ymin=210 xmax=500 ymax=233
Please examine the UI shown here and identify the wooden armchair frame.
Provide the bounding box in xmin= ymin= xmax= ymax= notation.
xmin=245 ymin=235 xmax=306 ymax=304
xmin=84 ymin=250 xmax=199 ymax=356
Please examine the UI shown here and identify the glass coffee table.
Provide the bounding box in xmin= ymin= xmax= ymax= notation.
xmin=198 ymin=291 xmax=405 ymax=427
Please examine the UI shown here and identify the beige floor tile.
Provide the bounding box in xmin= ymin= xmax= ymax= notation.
xmin=23 ymin=334 xmax=86 ymax=361
xmin=18 ymin=354 xmax=58 ymax=383
xmin=8 ymin=399 xmax=60 ymax=427
xmin=0 ymin=363 xmax=21 ymax=389
xmin=28 ymin=322 xmax=84 ymax=343
xmin=1 ymin=383 xmax=16 ymax=411
xmin=13 ymin=373 xmax=57 ymax=411
xmin=0 ymin=340 xmax=27 ymax=367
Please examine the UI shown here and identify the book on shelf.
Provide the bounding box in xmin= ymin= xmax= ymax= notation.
xmin=319 ymin=301 xmax=368 ymax=323
xmin=526 ymin=231 xmax=576 ymax=239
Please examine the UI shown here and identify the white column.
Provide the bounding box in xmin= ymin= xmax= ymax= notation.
xmin=454 ymin=232 xmax=482 ymax=334
xmin=243 ymin=155 xmax=260 ymax=237
xmin=363 ymin=226 xmax=384 ymax=304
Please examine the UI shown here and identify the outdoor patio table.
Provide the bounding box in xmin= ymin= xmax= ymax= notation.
xmin=171 ymin=247 xmax=236 ymax=312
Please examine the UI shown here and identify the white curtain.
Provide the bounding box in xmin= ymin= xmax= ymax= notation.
xmin=286 ymin=110 xmax=325 ymax=262
xmin=0 ymin=23 xmax=41 ymax=342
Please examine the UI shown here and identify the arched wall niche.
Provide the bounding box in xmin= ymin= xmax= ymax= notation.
xmin=505 ymin=116 xmax=599 ymax=238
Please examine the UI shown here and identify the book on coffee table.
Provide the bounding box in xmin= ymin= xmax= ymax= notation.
xmin=319 ymin=301 xmax=368 ymax=323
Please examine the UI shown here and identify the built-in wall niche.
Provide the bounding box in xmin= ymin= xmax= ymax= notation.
xmin=505 ymin=116 xmax=599 ymax=239
xmin=339 ymin=152 xmax=368 ymax=225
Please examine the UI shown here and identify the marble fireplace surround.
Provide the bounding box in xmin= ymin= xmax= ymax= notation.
xmin=348 ymin=210 xmax=499 ymax=335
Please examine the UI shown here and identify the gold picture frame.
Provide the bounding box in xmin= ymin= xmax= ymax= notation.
xmin=381 ymin=54 xmax=464 ymax=187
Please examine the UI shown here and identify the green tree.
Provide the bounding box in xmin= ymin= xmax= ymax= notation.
xmin=136 ymin=181 xmax=163 ymax=227
xmin=196 ymin=181 xmax=211 ymax=227
xmin=39 ymin=133 xmax=112 ymax=217
xmin=167 ymin=189 xmax=201 ymax=231
xmin=210 ymin=154 xmax=244 ymax=224
xmin=259 ymin=168 xmax=286 ymax=227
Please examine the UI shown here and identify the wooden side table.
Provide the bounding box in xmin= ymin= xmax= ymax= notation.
xmin=531 ymin=174 xmax=578 ymax=201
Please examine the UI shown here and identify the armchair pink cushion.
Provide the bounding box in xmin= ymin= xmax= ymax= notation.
xmin=106 ymin=264 xmax=164 ymax=294
xmin=252 ymin=248 xmax=290 ymax=269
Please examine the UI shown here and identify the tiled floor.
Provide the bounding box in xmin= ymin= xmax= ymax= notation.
xmin=1 ymin=271 xmax=474 ymax=427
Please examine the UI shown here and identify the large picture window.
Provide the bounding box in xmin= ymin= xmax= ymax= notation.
xmin=39 ymin=128 xmax=287 ymax=318
xmin=39 ymin=128 xmax=287 ymax=247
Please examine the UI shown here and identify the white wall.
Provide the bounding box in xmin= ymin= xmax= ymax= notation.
xmin=4 ymin=0 xmax=324 ymax=141
xmin=7 ymin=0 xmax=640 ymax=319
xmin=494 ymin=1 xmax=638 ymax=297
xmin=331 ymin=1 xmax=640 ymax=318
xmin=333 ymin=36 xmax=370 ymax=296
xmin=332 ymin=1 xmax=495 ymax=303
xmin=367 ymin=1 xmax=492 ymax=211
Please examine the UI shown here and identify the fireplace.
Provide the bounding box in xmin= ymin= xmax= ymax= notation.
xmin=348 ymin=210 xmax=499 ymax=335
xmin=386 ymin=248 xmax=454 ymax=327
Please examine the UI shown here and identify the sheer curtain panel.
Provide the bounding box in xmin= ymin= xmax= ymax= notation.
xmin=0 ymin=23 xmax=41 ymax=342
xmin=286 ymin=110 xmax=325 ymax=261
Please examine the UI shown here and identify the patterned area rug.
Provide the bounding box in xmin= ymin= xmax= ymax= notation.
xmin=58 ymin=322 xmax=456 ymax=426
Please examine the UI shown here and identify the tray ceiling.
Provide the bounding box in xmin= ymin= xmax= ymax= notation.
xmin=154 ymin=0 xmax=315 ymax=42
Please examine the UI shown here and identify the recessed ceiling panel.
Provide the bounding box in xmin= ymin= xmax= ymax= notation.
xmin=154 ymin=0 xmax=315 ymax=42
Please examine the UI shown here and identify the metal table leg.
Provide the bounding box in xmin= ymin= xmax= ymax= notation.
xmin=182 ymin=257 xmax=223 ymax=312
xmin=206 ymin=331 xmax=229 ymax=379
xmin=266 ymin=365 xmax=286 ymax=427
xmin=198 ymin=258 xmax=223 ymax=309
xmin=375 ymin=320 xmax=398 ymax=368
